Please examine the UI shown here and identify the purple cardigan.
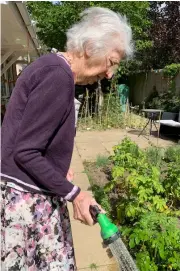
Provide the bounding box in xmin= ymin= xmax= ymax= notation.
xmin=1 ymin=53 xmax=80 ymax=201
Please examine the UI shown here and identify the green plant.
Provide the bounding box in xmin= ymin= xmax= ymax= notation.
xmin=89 ymin=263 xmax=98 ymax=270
xmin=163 ymin=64 xmax=180 ymax=79
xmin=104 ymin=138 xmax=167 ymax=224
xmin=91 ymin=185 xmax=112 ymax=217
xmin=146 ymin=89 xmax=180 ymax=113
xmin=145 ymin=146 xmax=165 ymax=167
xmin=146 ymin=63 xmax=180 ymax=113
xmin=88 ymin=138 xmax=180 ymax=270
xmin=78 ymin=92 xmax=125 ymax=131
xmin=78 ymin=91 xmax=148 ymax=131
xmin=124 ymin=112 xmax=148 ymax=130
xmin=96 ymin=155 xmax=109 ymax=168
xmin=163 ymin=162 xmax=180 ymax=211
xmin=162 ymin=146 xmax=180 ymax=210
xmin=122 ymin=212 xmax=180 ymax=271
xmin=164 ymin=145 xmax=180 ymax=163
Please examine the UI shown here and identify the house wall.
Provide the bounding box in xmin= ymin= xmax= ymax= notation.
xmin=129 ymin=72 xmax=180 ymax=105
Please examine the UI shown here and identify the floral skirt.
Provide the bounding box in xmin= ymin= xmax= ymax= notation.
xmin=0 ymin=182 xmax=76 ymax=271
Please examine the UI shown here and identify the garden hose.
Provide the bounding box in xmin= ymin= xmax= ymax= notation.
xmin=90 ymin=205 xmax=139 ymax=271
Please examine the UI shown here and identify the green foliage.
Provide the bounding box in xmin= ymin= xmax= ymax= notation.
xmin=90 ymin=138 xmax=180 ymax=270
xmin=78 ymin=91 xmax=147 ymax=131
xmin=163 ymin=162 xmax=180 ymax=210
xmin=164 ymin=145 xmax=180 ymax=163
xmin=102 ymin=93 xmax=123 ymax=128
xmin=89 ymin=263 xmax=98 ymax=270
xmin=96 ymin=155 xmax=109 ymax=168
xmin=78 ymin=92 xmax=124 ymax=130
xmin=146 ymin=63 xmax=180 ymax=113
xmin=104 ymin=138 xmax=167 ymax=224
xmin=163 ymin=64 xmax=180 ymax=79
xmin=91 ymin=185 xmax=112 ymax=217
xmin=122 ymin=213 xmax=180 ymax=271
xmin=148 ymin=2 xmax=180 ymax=69
xmin=146 ymin=88 xmax=180 ymax=113
xmin=145 ymin=147 xmax=165 ymax=167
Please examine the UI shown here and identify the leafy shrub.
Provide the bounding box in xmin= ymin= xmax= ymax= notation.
xmin=146 ymin=89 xmax=180 ymax=113
xmin=96 ymin=155 xmax=109 ymax=168
xmin=145 ymin=147 xmax=165 ymax=167
xmin=78 ymin=92 xmax=148 ymax=131
xmin=146 ymin=64 xmax=180 ymax=113
xmin=122 ymin=213 xmax=180 ymax=271
xmin=91 ymin=185 xmax=112 ymax=217
xmin=163 ymin=63 xmax=180 ymax=78
xmin=104 ymin=138 xmax=167 ymax=224
xmin=92 ymin=138 xmax=180 ymax=270
xmin=163 ymin=162 xmax=180 ymax=211
xmin=164 ymin=145 xmax=180 ymax=163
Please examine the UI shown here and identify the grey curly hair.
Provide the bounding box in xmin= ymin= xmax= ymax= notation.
xmin=66 ymin=7 xmax=133 ymax=59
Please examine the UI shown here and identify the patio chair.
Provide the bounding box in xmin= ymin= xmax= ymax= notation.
xmin=157 ymin=111 xmax=180 ymax=139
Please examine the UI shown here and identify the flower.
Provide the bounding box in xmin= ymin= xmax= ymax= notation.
xmin=9 ymin=192 xmax=21 ymax=204
xmin=14 ymin=224 xmax=23 ymax=230
xmin=43 ymin=203 xmax=52 ymax=216
xmin=26 ymin=240 xmax=36 ymax=258
xmin=33 ymin=210 xmax=42 ymax=221
xmin=22 ymin=193 xmax=30 ymax=201
xmin=16 ymin=247 xmax=23 ymax=256
xmin=28 ymin=266 xmax=36 ymax=271
xmin=41 ymin=225 xmax=51 ymax=235
xmin=36 ymin=232 xmax=43 ymax=242
xmin=8 ymin=204 xmax=16 ymax=212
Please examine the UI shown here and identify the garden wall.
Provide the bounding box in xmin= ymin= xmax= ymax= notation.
xmin=129 ymin=71 xmax=180 ymax=105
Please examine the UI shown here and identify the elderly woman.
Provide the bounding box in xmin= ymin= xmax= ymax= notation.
xmin=1 ymin=7 xmax=132 ymax=271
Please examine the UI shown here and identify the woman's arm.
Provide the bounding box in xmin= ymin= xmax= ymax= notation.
xmin=14 ymin=65 xmax=80 ymax=201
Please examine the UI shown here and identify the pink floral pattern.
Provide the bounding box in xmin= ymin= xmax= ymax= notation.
xmin=1 ymin=183 xmax=76 ymax=270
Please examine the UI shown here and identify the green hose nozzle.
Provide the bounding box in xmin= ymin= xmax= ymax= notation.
xmin=90 ymin=206 xmax=139 ymax=271
xmin=90 ymin=205 xmax=120 ymax=245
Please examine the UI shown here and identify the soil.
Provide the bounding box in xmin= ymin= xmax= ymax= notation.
xmin=84 ymin=161 xmax=112 ymax=187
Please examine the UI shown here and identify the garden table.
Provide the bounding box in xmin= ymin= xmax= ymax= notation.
xmin=138 ymin=109 xmax=163 ymax=137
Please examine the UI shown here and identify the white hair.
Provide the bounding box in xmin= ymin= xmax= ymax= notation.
xmin=66 ymin=7 xmax=133 ymax=59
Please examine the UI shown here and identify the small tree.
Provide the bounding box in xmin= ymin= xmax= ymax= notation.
xmin=147 ymin=1 xmax=180 ymax=69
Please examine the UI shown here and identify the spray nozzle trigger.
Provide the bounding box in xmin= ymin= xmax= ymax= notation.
xmin=89 ymin=205 xmax=101 ymax=222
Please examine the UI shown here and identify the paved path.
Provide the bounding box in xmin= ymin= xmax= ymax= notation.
xmin=69 ymin=129 xmax=174 ymax=270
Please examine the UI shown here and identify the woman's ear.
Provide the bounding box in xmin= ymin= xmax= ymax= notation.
xmin=83 ymin=39 xmax=95 ymax=58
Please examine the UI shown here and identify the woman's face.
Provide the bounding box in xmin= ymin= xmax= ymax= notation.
xmin=74 ymin=50 xmax=122 ymax=85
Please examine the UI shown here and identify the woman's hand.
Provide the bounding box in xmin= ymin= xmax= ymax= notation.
xmin=66 ymin=168 xmax=74 ymax=182
xmin=72 ymin=191 xmax=104 ymax=226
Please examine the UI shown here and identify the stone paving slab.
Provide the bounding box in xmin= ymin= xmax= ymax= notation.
xmin=68 ymin=148 xmax=118 ymax=270
xmin=98 ymin=132 xmax=127 ymax=143
xmin=71 ymin=160 xmax=85 ymax=173
xmin=101 ymin=141 xmax=120 ymax=155
xmin=76 ymin=142 xmax=109 ymax=161
xmin=78 ymin=264 xmax=118 ymax=270
xmin=70 ymin=220 xmax=117 ymax=270
xmin=76 ymin=129 xmax=174 ymax=161
xmin=73 ymin=172 xmax=91 ymax=191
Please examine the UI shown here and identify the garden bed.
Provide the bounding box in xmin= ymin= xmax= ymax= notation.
xmin=84 ymin=160 xmax=112 ymax=187
xmin=84 ymin=139 xmax=180 ymax=271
